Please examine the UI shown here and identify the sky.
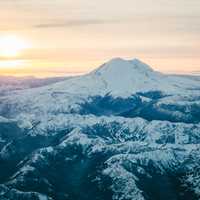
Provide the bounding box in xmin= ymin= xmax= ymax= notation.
xmin=0 ymin=0 xmax=200 ymax=77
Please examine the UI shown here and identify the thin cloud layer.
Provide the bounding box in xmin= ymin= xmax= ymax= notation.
xmin=34 ymin=19 xmax=119 ymax=28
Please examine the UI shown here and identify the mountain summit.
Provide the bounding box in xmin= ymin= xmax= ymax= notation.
xmin=88 ymin=57 xmax=168 ymax=96
xmin=93 ymin=58 xmax=154 ymax=76
xmin=44 ymin=57 xmax=165 ymax=97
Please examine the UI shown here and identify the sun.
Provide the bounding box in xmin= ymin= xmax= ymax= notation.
xmin=0 ymin=35 xmax=29 ymax=58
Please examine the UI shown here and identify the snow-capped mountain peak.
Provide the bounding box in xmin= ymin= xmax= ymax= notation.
xmin=92 ymin=57 xmax=154 ymax=77
xmin=88 ymin=57 xmax=165 ymax=96
xmin=84 ymin=57 xmax=198 ymax=96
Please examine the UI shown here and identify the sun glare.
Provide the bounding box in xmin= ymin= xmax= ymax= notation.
xmin=0 ymin=35 xmax=29 ymax=58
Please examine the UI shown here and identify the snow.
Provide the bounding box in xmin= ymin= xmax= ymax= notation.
xmin=103 ymin=163 xmax=145 ymax=200
xmin=0 ymin=116 xmax=15 ymax=123
xmin=38 ymin=194 xmax=48 ymax=200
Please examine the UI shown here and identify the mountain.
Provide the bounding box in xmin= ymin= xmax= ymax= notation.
xmin=0 ymin=58 xmax=199 ymax=123
xmin=0 ymin=75 xmax=68 ymax=96
xmin=0 ymin=58 xmax=200 ymax=200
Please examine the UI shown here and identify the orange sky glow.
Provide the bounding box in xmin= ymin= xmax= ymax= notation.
xmin=0 ymin=0 xmax=200 ymax=77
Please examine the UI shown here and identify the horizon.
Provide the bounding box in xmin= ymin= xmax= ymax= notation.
xmin=0 ymin=57 xmax=200 ymax=78
xmin=0 ymin=1 xmax=200 ymax=77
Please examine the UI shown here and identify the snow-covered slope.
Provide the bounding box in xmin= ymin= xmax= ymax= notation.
xmin=91 ymin=58 xmax=169 ymax=95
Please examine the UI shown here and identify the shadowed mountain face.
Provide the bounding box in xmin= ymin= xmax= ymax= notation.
xmin=78 ymin=92 xmax=200 ymax=123
xmin=0 ymin=58 xmax=200 ymax=200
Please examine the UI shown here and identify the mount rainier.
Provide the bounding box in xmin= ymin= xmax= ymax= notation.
xmin=0 ymin=58 xmax=200 ymax=200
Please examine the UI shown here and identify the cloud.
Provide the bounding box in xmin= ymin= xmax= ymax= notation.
xmin=33 ymin=19 xmax=119 ymax=29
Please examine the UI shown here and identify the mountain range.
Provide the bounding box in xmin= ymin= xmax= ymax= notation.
xmin=0 ymin=58 xmax=200 ymax=200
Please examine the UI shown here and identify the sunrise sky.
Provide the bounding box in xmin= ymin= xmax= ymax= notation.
xmin=0 ymin=0 xmax=200 ymax=77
